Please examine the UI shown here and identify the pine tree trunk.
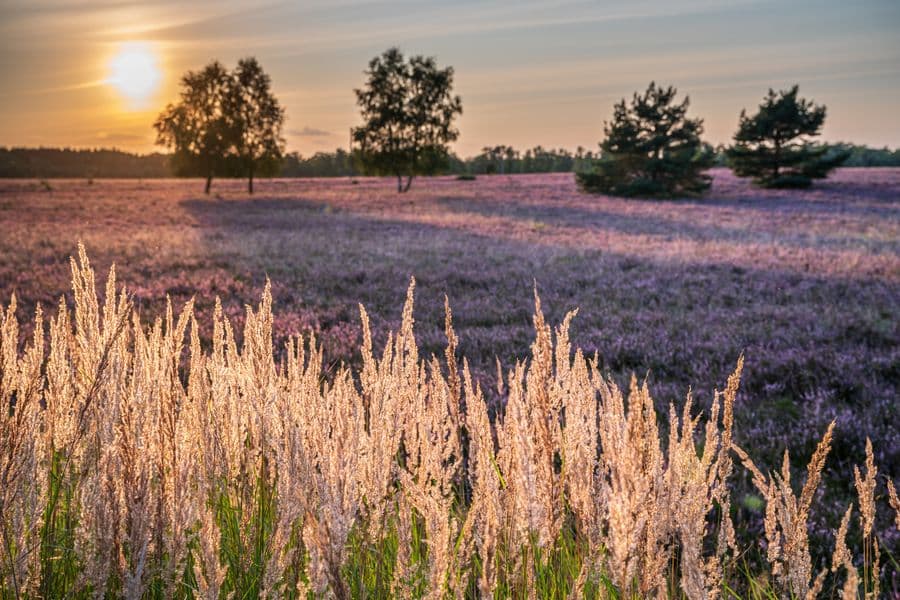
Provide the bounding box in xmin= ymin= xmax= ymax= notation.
xmin=397 ymin=175 xmax=403 ymax=193
xmin=204 ymin=174 xmax=212 ymax=195
xmin=773 ymin=138 xmax=781 ymax=179
xmin=403 ymin=175 xmax=413 ymax=192
xmin=248 ymin=167 xmax=254 ymax=195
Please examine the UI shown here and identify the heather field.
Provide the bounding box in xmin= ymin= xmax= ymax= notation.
xmin=2 ymin=169 xmax=898 ymax=471
xmin=1 ymin=168 xmax=899 ymax=596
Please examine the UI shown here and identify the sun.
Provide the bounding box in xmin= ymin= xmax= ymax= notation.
xmin=107 ymin=42 xmax=161 ymax=107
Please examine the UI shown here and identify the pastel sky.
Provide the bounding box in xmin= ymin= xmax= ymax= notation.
xmin=2 ymin=0 xmax=899 ymax=157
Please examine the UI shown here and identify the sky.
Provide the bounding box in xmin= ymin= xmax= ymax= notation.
xmin=1 ymin=0 xmax=899 ymax=157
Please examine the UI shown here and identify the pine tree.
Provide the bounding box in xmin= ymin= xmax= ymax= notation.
xmin=576 ymin=82 xmax=713 ymax=198
xmin=726 ymin=86 xmax=848 ymax=188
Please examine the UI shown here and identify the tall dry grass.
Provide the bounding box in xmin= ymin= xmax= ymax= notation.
xmin=0 ymin=245 xmax=897 ymax=599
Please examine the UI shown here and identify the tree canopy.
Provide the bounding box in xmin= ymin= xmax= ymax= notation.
xmin=154 ymin=58 xmax=284 ymax=194
xmin=576 ymin=82 xmax=713 ymax=198
xmin=154 ymin=61 xmax=232 ymax=194
xmin=726 ymin=86 xmax=848 ymax=188
xmin=228 ymin=58 xmax=285 ymax=193
xmin=352 ymin=48 xmax=462 ymax=192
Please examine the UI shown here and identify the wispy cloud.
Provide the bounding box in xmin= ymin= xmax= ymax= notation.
xmin=290 ymin=126 xmax=333 ymax=138
xmin=97 ymin=130 xmax=152 ymax=144
xmin=0 ymin=79 xmax=108 ymax=98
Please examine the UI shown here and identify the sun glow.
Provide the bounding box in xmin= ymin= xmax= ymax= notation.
xmin=107 ymin=42 xmax=161 ymax=107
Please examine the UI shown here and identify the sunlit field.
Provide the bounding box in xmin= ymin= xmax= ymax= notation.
xmin=1 ymin=168 xmax=898 ymax=597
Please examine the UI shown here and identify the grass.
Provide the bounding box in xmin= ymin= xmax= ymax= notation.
xmin=0 ymin=247 xmax=896 ymax=598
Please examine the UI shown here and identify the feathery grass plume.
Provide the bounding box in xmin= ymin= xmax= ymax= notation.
xmin=199 ymin=291 xmax=277 ymax=598
xmin=193 ymin=508 xmax=226 ymax=600
xmin=733 ymin=421 xmax=835 ymax=599
xmin=595 ymin=373 xmax=668 ymax=596
xmin=713 ymin=356 xmax=742 ymax=557
xmin=264 ymin=331 xmax=319 ymax=596
xmin=561 ymin=348 xmax=601 ymax=579
xmin=150 ymin=299 xmax=198 ymax=595
xmin=71 ymin=249 xmax=201 ymax=597
xmin=399 ymin=355 xmax=462 ymax=600
xmin=888 ymin=480 xmax=900 ymax=531
xmin=298 ymin=370 xmax=365 ymax=598
xmin=440 ymin=298 xmax=475 ymax=600
xmin=831 ymin=504 xmax=859 ymax=600
xmin=666 ymin=356 xmax=744 ymax=599
xmin=665 ymin=393 xmax=718 ymax=599
xmin=0 ymin=298 xmax=45 ymax=596
xmin=497 ymin=361 xmax=556 ymax=557
xmin=525 ymin=291 xmax=565 ymax=547
xmin=661 ymin=358 xmax=742 ymax=600
xmin=854 ymin=438 xmax=877 ymax=541
xmin=462 ymin=361 xmax=504 ymax=597
xmin=557 ymin=314 xmax=618 ymax=595
xmin=495 ymin=292 xmax=565 ymax=574
xmin=56 ymin=245 xmax=132 ymax=597
xmin=356 ymin=301 xmax=406 ymax=538
xmin=491 ymin=359 xmax=528 ymax=588
xmin=443 ymin=295 xmax=462 ymax=427
xmin=183 ymin=315 xmax=226 ymax=597
xmin=114 ymin=351 xmax=155 ymax=598
xmin=853 ymin=438 xmax=880 ymax=599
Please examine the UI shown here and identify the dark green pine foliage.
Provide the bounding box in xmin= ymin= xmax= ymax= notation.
xmin=577 ymin=82 xmax=713 ymax=198
xmin=726 ymin=86 xmax=849 ymax=188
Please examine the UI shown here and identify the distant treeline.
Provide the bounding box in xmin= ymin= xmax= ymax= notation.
xmin=708 ymin=143 xmax=900 ymax=168
xmin=452 ymin=145 xmax=596 ymax=175
xmin=829 ymin=143 xmax=900 ymax=167
xmin=281 ymin=150 xmax=356 ymax=177
xmin=2 ymin=143 xmax=898 ymax=179
xmin=0 ymin=148 xmax=171 ymax=178
xmin=283 ymin=145 xmax=595 ymax=177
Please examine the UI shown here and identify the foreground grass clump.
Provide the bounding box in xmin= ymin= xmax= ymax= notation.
xmin=0 ymin=246 xmax=897 ymax=599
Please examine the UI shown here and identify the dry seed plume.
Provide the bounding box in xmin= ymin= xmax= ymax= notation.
xmin=733 ymin=421 xmax=835 ymax=599
xmin=888 ymin=480 xmax=900 ymax=531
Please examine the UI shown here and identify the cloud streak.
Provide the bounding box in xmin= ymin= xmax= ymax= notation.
xmin=289 ymin=126 xmax=333 ymax=138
